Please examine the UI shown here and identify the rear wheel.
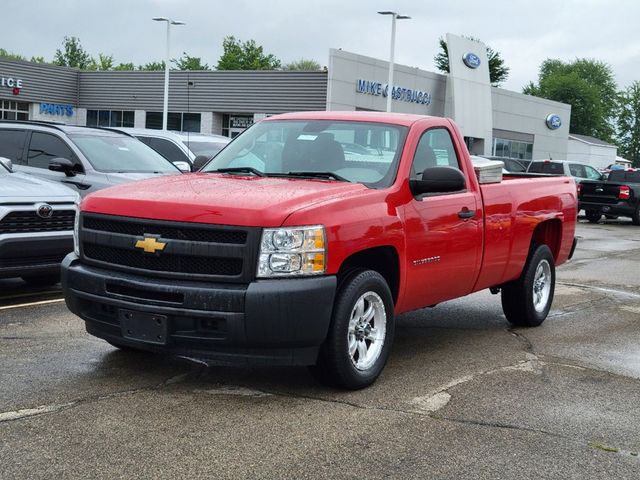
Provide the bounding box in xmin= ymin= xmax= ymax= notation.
xmin=501 ymin=245 xmax=555 ymax=327
xmin=310 ymin=270 xmax=395 ymax=389
xmin=632 ymin=206 xmax=640 ymax=226
xmin=585 ymin=210 xmax=602 ymax=223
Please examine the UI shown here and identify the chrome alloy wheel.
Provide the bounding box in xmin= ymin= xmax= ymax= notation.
xmin=533 ymin=259 xmax=552 ymax=313
xmin=347 ymin=291 xmax=387 ymax=371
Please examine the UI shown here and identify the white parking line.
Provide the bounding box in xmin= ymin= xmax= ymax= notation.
xmin=0 ymin=298 xmax=65 ymax=311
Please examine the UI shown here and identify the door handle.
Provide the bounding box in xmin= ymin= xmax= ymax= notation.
xmin=458 ymin=208 xmax=475 ymax=219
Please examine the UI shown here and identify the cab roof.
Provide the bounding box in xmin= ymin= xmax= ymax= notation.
xmin=266 ymin=111 xmax=439 ymax=127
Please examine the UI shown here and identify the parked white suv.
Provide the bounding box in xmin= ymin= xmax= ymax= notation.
xmin=114 ymin=128 xmax=231 ymax=171
xmin=0 ymin=157 xmax=78 ymax=285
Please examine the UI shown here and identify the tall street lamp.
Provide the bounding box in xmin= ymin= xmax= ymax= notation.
xmin=152 ymin=17 xmax=186 ymax=130
xmin=378 ymin=11 xmax=410 ymax=112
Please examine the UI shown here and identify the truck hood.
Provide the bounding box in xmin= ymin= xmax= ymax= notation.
xmin=82 ymin=173 xmax=369 ymax=227
xmin=0 ymin=172 xmax=79 ymax=201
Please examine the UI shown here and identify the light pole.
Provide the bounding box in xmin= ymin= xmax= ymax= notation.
xmin=152 ymin=17 xmax=186 ymax=130
xmin=378 ymin=11 xmax=410 ymax=112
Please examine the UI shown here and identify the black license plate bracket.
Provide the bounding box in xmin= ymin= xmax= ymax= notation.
xmin=119 ymin=309 xmax=168 ymax=345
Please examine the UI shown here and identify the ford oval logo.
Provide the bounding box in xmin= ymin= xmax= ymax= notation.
xmin=546 ymin=114 xmax=562 ymax=130
xmin=462 ymin=52 xmax=481 ymax=69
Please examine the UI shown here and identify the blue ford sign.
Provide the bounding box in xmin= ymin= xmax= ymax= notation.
xmin=546 ymin=114 xmax=562 ymax=130
xmin=462 ymin=52 xmax=481 ymax=69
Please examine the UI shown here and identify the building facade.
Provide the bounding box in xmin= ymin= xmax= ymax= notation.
xmin=0 ymin=35 xmax=571 ymax=160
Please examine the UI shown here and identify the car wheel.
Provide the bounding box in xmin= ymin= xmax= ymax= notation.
xmin=21 ymin=274 xmax=61 ymax=287
xmin=501 ymin=244 xmax=555 ymax=327
xmin=585 ymin=210 xmax=602 ymax=223
xmin=632 ymin=206 xmax=640 ymax=226
xmin=310 ymin=270 xmax=395 ymax=390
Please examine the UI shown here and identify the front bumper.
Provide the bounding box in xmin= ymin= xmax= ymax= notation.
xmin=61 ymin=254 xmax=337 ymax=366
xmin=579 ymin=200 xmax=637 ymax=217
xmin=0 ymin=233 xmax=73 ymax=278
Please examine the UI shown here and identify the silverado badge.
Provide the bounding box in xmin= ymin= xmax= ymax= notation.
xmin=135 ymin=236 xmax=167 ymax=254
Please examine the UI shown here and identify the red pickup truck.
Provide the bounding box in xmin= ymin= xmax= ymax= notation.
xmin=62 ymin=112 xmax=577 ymax=389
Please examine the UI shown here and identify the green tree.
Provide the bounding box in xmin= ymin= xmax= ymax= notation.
xmin=216 ymin=36 xmax=281 ymax=70
xmin=174 ymin=52 xmax=209 ymax=70
xmin=0 ymin=48 xmax=26 ymax=61
xmin=524 ymin=58 xmax=617 ymax=141
xmin=53 ymin=36 xmax=92 ymax=69
xmin=139 ymin=61 xmax=165 ymax=71
xmin=617 ymin=81 xmax=640 ymax=167
xmin=283 ymin=58 xmax=322 ymax=71
xmin=434 ymin=36 xmax=509 ymax=87
xmin=30 ymin=56 xmax=46 ymax=63
xmin=114 ymin=62 xmax=136 ymax=71
xmin=87 ymin=53 xmax=114 ymax=71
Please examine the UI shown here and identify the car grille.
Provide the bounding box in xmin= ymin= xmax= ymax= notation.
xmin=0 ymin=210 xmax=75 ymax=234
xmin=80 ymin=213 xmax=260 ymax=283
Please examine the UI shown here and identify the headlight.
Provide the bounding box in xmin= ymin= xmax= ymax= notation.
xmin=73 ymin=201 xmax=80 ymax=256
xmin=258 ymin=225 xmax=326 ymax=278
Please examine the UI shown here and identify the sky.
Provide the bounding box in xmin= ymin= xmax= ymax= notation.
xmin=2 ymin=0 xmax=640 ymax=92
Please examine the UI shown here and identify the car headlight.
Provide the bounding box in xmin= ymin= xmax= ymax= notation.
xmin=73 ymin=201 xmax=80 ymax=256
xmin=257 ymin=225 xmax=326 ymax=278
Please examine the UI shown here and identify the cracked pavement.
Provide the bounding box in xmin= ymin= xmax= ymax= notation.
xmin=1 ymin=219 xmax=640 ymax=479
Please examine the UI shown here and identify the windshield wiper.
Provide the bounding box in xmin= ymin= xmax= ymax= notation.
xmin=212 ymin=167 xmax=265 ymax=177
xmin=285 ymin=171 xmax=349 ymax=182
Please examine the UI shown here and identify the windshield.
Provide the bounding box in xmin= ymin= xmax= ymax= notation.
xmin=69 ymin=134 xmax=180 ymax=173
xmin=187 ymin=141 xmax=229 ymax=159
xmin=528 ymin=162 xmax=564 ymax=175
xmin=202 ymin=120 xmax=408 ymax=187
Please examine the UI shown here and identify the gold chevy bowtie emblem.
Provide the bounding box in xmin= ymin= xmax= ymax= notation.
xmin=135 ymin=236 xmax=167 ymax=254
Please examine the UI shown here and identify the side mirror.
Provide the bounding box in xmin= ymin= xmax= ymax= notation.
xmin=172 ymin=161 xmax=192 ymax=173
xmin=410 ymin=166 xmax=466 ymax=196
xmin=49 ymin=157 xmax=76 ymax=177
xmin=192 ymin=155 xmax=210 ymax=171
xmin=0 ymin=157 xmax=13 ymax=172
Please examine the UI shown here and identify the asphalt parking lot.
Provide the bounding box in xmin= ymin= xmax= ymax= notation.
xmin=1 ymin=219 xmax=639 ymax=479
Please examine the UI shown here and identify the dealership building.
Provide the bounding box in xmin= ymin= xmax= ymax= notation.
xmin=0 ymin=34 xmax=571 ymax=160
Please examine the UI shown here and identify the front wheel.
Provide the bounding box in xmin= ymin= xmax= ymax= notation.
xmin=501 ymin=244 xmax=555 ymax=327
xmin=310 ymin=270 xmax=395 ymax=390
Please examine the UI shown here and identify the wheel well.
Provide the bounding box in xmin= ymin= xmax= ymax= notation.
xmin=531 ymin=219 xmax=562 ymax=261
xmin=337 ymin=247 xmax=400 ymax=304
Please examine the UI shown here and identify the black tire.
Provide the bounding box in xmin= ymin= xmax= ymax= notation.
xmin=632 ymin=206 xmax=640 ymax=226
xmin=310 ymin=270 xmax=395 ymax=390
xmin=501 ymin=244 xmax=555 ymax=327
xmin=21 ymin=274 xmax=60 ymax=287
xmin=585 ymin=210 xmax=601 ymax=223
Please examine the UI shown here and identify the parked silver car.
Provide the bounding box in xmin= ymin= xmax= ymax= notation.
xmin=114 ymin=128 xmax=231 ymax=171
xmin=0 ymin=121 xmax=181 ymax=197
xmin=0 ymin=157 xmax=78 ymax=285
xmin=526 ymin=159 xmax=603 ymax=183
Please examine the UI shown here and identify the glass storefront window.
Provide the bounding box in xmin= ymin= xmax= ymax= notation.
xmin=145 ymin=112 xmax=201 ymax=132
xmin=492 ymin=137 xmax=533 ymax=160
xmin=1 ymin=100 xmax=29 ymax=121
xmin=86 ymin=110 xmax=135 ymax=128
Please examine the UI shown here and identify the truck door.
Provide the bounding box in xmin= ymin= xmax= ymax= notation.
xmin=402 ymin=127 xmax=482 ymax=310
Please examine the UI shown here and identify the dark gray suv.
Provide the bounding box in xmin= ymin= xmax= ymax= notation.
xmin=0 ymin=121 xmax=181 ymax=197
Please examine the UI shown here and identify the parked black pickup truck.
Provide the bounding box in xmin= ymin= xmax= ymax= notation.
xmin=578 ymin=170 xmax=640 ymax=224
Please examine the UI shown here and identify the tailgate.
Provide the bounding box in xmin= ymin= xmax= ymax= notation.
xmin=580 ymin=181 xmax=625 ymax=204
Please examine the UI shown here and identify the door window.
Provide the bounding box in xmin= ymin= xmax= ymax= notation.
xmin=585 ymin=165 xmax=602 ymax=180
xmin=569 ymin=163 xmax=587 ymax=178
xmin=0 ymin=129 xmax=26 ymax=162
xmin=27 ymin=132 xmax=79 ymax=170
xmin=148 ymin=138 xmax=190 ymax=163
xmin=411 ymin=128 xmax=461 ymax=180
